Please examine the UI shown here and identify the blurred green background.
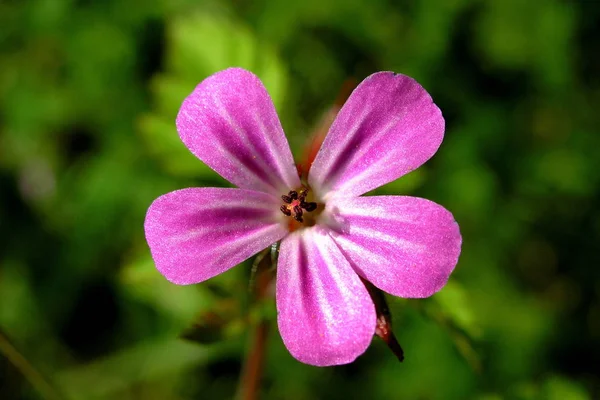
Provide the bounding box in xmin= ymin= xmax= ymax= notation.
xmin=1 ymin=0 xmax=599 ymax=399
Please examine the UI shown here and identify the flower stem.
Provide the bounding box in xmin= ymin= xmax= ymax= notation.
xmin=237 ymin=245 xmax=277 ymax=400
xmin=237 ymin=319 xmax=269 ymax=400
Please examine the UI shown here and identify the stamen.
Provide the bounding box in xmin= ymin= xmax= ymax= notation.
xmin=281 ymin=194 xmax=292 ymax=204
xmin=280 ymin=205 xmax=292 ymax=216
xmin=293 ymin=205 xmax=303 ymax=217
xmin=301 ymin=202 xmax=317 ymax=212
xmin=279 ymin=187 xmax=320 ymax=227
xmin=298 ymin=188 xmax=308 ymax=202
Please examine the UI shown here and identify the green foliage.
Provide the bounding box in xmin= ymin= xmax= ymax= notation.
xmin=139 ymin=12 xmax=288 ymax=177
xmin=1 ymin=0 xmax=598 ymax=399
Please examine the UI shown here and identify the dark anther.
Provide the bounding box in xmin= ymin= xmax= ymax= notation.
xmin=280 ymin=205 xmax=291 ymax=216
xmin=298 ymin=188 xmax=308 ymax=201
xmin=281 ymin=195 xmax=292 ymax=204
xmin=293 ymin=205 xmax=303 ymax=216
xmin=301 ymin=202 xmax=317 ymax=212
xmin=280 ymin=188 xmax=317 ymax=223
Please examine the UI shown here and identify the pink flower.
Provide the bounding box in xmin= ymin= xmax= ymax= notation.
xmin=144 ymin=68 xmax=462 ymax=366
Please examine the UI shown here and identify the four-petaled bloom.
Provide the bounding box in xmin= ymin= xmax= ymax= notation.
xmin=144 ymin=68 xmax=462 ymax=366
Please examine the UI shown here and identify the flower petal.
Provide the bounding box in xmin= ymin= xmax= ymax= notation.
xmin=144 ymin=188 xmax=287 ymax=285
xmin=325 ymin=196 xmax=461 ymax=298
xmin=176 ymin=68 xmax=300 ymax=194
xmin=309 ymin=72 xmax=444 ymax=199
xmin=276 ymin=227 xmax=376 ymax=366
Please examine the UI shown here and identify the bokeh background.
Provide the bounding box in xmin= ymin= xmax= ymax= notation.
xmin=1 ymin=0 xmax=599 ymax=399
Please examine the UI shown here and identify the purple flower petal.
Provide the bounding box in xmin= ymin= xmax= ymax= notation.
xmin=276 ymin=227 xmax=376 ymax=366
xmin=309 ymin=72 xmax=445 ymax=199
xmin=325 ymin=196 xmax=461 ymax=298
xmin=176 ymin=68 xmax=300 ymax=194
xmin=144 ymin=188 xmax=287 ymax=285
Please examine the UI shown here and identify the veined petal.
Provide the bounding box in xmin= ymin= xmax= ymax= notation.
xmin=309 ymin=72 xmax=444 ymax=199
xmin=176 ymin=68 xmax=300 ymax=194
xmin=276 ymin=227 xmax=375 ymax=366
xmin=325 ymin=196 xmax=461 ymax=298
xmin=144 ymin=188 xmax=287 ymax=285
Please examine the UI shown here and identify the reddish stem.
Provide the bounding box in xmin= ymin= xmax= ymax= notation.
xmin=238 ymin=320 xmax=269 ymax=400
xmin=237 ymin=249 xmax=275 ymax=400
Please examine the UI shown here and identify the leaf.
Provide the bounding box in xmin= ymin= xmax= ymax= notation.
xmin=119 ymin=253 xmax=212 ymax=323
xmin=542 ymin=375 xmax=590 ymax=400
xmin=56 ymin=338 xmax=232 ymax=399
xmin=413 ymin=281 xmax=483 ymax=372
xmin=433 ymin=280 xmax=482 ymax=339
xmin=137 ymin=113 xmax=214 ymax=178
xmin=510 ymin=375 xmax=591 ymax=400
xmin=179 ymin=299 xmax=246 ymax=345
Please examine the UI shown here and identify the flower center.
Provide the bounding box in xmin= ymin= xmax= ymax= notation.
xmin=279 ymin=187 xmax=322 ymax=229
